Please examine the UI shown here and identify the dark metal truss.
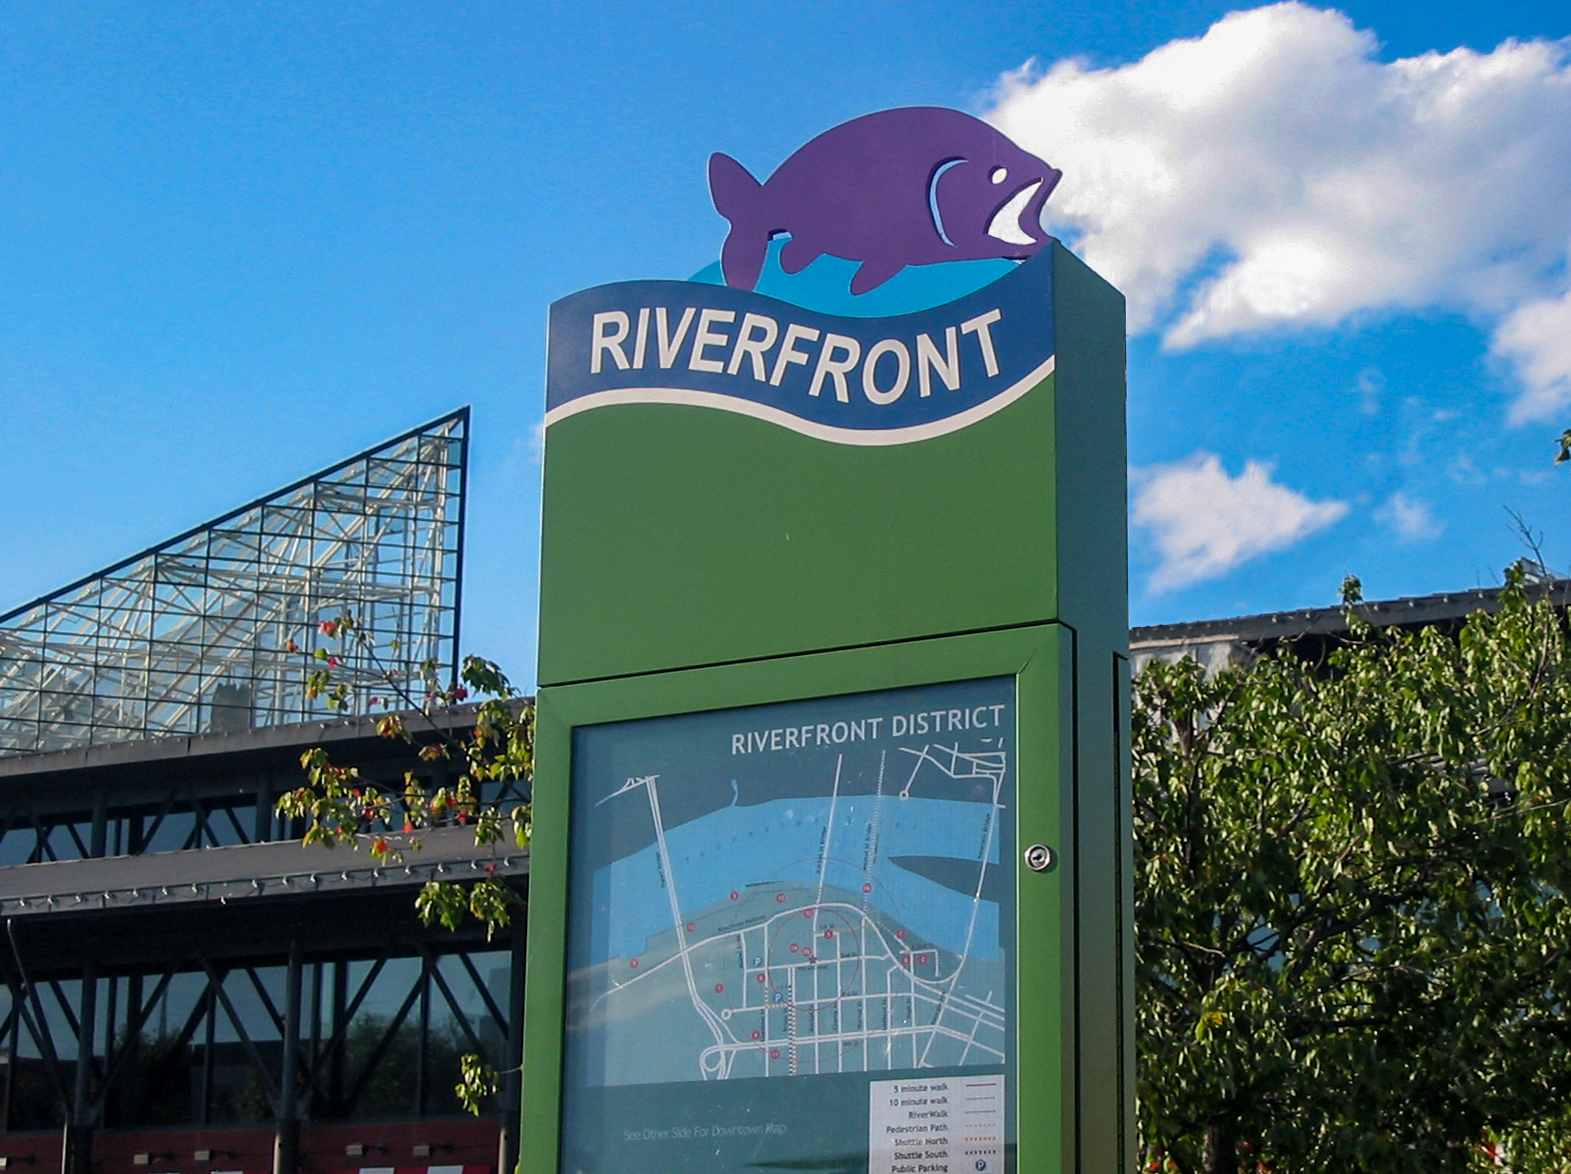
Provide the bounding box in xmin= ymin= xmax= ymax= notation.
xmin=0 ymin=763 xmax=529 ymax=870
xmin=0 ymin=410 xmax=468 ymax=757
xmin=0 ymin=940 xmax=514 ymax=1131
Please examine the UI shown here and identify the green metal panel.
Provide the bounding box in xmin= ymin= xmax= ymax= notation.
xmin=538 ymin=243 xmax=1126 ymax=689
xmin=522 ymin=625 xmax=1073 ymax=1174
xmin=1049 ymin=245 xmax=1133 ymax=1174
xmin=537 ymin=389 xmax=1058 ymax=684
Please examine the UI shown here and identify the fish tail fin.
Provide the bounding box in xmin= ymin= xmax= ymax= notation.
xmin=708 ymin=152 xmax=768 ymax=291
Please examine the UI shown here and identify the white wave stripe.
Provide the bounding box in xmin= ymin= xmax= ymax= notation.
xmin=544 ymin=355 xmax=1055 ymax=446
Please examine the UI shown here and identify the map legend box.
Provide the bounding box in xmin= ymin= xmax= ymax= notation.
xmin=869 ymin=1073 xmax=1004 ymax=1174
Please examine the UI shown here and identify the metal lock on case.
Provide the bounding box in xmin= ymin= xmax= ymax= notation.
xmin=1024 ymin=843 xmax=1055 ymax=873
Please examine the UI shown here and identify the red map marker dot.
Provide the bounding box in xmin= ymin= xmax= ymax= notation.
xmin=730 ymin=891 xmax=740 ymax=901
xmin=896 ymin=929 xmax=906 ymax=940
xmin=902 ymin=954 xmax=910 ymax=965
xmin=771 ymin=1049 xmax=781 ymax=1059
xmin=776 ymin=893 xmax=787 ymax=903
xmin=790 ymin=943 xmax=799 ymax=953
xmin=756 ymin=973 xmax=766 ymax=983
xmin=862 ymin=883 xmax=873 ymax=893
xmin=687 ymin=922 xmax=696 ymax=932
xmin=919 ymin=954 xmax=929 ymax=964
xmin=629 ymin=959 xmax=639 ymax=968
xmin=803 ymin=909 xmax=813 ymax=918
xmin=714 ymin=983 xmax=725 ymax=993
xmin=752 ymin=1030 xmax=762 ymax=1040
xmin=824 ymin=929 xmax=834 ymax=939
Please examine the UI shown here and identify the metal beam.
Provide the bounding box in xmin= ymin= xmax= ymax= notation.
xmin=273 ymin=942 xmax=303 ymax=1174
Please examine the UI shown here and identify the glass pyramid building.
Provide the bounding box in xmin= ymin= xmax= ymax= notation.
xmin=0 ymin=409 xmax=467 ymax=757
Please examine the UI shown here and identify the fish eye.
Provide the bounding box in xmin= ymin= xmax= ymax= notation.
xmin=990 ymin=167 xmax=1008 ymax=185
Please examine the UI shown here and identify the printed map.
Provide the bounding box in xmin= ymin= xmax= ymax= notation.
xmin=565 ymin=678 xmax=1015 ymax=1088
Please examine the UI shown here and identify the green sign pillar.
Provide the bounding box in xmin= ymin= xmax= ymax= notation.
xmin=523 ymin=109 xmax=1130 ymax=1174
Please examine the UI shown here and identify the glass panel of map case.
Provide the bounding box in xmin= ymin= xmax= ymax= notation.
xmin=562 ymin=677 xmax=1017 ymax=1174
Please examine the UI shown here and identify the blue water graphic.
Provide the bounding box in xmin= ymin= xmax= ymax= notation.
xmin=690 ymin=237 xmax=1018 ymax=317
xmin=590 ymin=792 xmax=1002 ymax=965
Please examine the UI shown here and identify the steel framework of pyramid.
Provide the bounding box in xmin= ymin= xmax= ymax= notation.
xmin=0 ymin=409 xmax=468 ymax=757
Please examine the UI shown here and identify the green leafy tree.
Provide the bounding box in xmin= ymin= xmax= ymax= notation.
xmin=1135 ymin=570 xmax=1571 ymax=1173
xmin=275 ymin=613 xmax=531 ymax=1111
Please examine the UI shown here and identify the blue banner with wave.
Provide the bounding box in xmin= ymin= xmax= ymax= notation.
xmin=545 ymin=250 xmax=1055 ymax=446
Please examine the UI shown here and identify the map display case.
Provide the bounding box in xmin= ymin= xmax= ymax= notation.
xmin=525 ymin=626 xmax=1076 ymax=1174
xmin=561 ymin=678 xmax=1016 ymax=1173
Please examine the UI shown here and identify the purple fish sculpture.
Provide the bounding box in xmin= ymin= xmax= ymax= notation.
xmin=709 ymin=106 xmax=1062 ymax=296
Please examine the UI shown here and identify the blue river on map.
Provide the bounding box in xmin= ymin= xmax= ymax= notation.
xmin=588 ymin=792 xmax=1002 ymax=966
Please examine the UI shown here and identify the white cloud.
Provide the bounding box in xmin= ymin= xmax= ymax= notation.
xmin=1447 ymin=452 xmax=1485 ymax=485
xmin=1375 ymin=491 xmax=1443 ymax=542
xmin=1132 ymin=452 xmax=1349 ymax=591
xmin=983 ymin=4 xmax=1571 ymax=418
xmin=1354 ymin=366 xmax=1385 ymax=415
xmin=1493 ymin=287 xmax=1571 ymax=423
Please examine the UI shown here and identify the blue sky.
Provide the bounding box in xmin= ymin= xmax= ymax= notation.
xmin=2 ymin=1 xmax=1568 ymax=685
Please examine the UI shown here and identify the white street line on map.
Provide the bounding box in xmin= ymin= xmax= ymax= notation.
xmin=919 ymin=741 xmax=1007 ymax=1068
xmin=628 ymin=772 xmax=730 ymax=1071
xmin=812 ymin=753 xmax=843 ymax=935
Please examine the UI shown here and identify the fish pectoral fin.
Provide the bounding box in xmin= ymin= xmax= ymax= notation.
xmin=849 ymin=257 xmax=904 ymax=296
xmin=778 ymin=237 xmax=822 ymax=275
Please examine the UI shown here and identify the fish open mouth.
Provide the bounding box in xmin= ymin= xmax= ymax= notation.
xmin=986 ymin=177 xmax=1052 ymax=248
